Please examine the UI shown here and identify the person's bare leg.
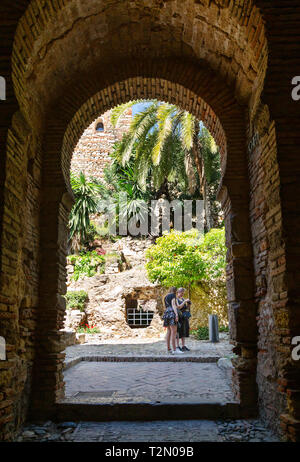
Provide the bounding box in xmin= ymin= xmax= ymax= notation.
xmin=166 ymin=327 xmax=171 ymax=351
xmin=176 ymin=333 xmax=180 ymax=348
xmin=171 ymin=325 xmax=177 ymax=351
xmin=181 ymin=337 xmax=185 ymax=348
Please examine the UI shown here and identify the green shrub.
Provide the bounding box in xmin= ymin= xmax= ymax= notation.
xmin=65 ymin=290 xmax=88 ymax=312
xmin=68 ymin=255 xmax=77 ymax=265
xmin=77 ymin=322 xmax=100 ymax=334
xmin=219 ymin=325 xmax=229 ymax=333
xmin=191 ymin=324 xmax=229 ymax=340
xmin=191 ymin=326 xmax=209 ymax=340
xmin=69 ymin=251 xmax=105 ymax=281
xmin=145 ymin=228 xmax=226 ymax=288
xmin=82 ymin=222 xmax=98 ymax=246
xmin=96 ymin=224 xmax=110 ymax=238
xmin=69 ymin=173 xmax=102 ymax=251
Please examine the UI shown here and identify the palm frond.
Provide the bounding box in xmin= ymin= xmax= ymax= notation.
xmin=110 ymin=100 xmax=143 ymax=127
xmin=119 ymin=104 xmax=158 ymax=165
xmin=151 ymin=104 xmax=174 ymax=165
xmin=180 ymin=111 xmax=195 ymax=150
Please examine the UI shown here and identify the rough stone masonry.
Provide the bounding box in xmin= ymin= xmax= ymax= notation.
xmin=0 ymin=0 xmax=299 ymax=442
xmin=70 ymin=108 xmax=132 ymax=181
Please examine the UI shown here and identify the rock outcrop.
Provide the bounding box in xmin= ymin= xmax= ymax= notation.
xmin=64 ymin=237 xmax=165 ymax=340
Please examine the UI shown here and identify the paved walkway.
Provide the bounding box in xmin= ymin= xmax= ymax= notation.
xmin=63 ymin=335 xmax=234 ymax=404
xmin=64 ymin=361 xmax=235 ymax=404
xmin=15 ymin=419 xmax=279 ymax=442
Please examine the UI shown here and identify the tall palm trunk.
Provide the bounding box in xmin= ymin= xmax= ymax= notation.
xmin=192 ymin=125 xmax=211 ymax=231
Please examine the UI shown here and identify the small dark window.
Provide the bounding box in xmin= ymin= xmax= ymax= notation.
xmin=96 ymin=122 xmax=104 ymax=132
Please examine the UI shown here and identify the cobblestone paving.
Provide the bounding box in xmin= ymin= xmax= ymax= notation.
xmin=72 ymin=420 xmax=221 ymax=442
xmin=65 ymin=335 xmax=232 ymax=363
xmin=63 ymin=361 xmax=235 ymax=403
xmin=15 ymin=419 xmax=280 ymax=442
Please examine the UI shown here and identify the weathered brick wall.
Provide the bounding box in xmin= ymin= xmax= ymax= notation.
xmin=247 ymin=104 xmax=288 ymax=428
xmin=70 ymin=108 xmax=132 ymax=180
xmin=0 ymin=0 xmax=299 ymax=443
xmin=0 ymin=111 xmax=41 ymax=439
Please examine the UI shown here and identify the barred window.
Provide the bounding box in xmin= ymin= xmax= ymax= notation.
xmin=126 ymin=298 xmax=155 ymax=328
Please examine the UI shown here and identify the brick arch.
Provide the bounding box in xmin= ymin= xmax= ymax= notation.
xmin=40 ymin=57 xmax=248 ymax=195
xmin=1 ymin=0 xmax=299 ymax=442
xmin=11 ymin=0 xmax=267 ymax=124
xmin=31 ymin=60 xmax=258 ymax=426
xmin=62 ymin=78 xmax=227 ymax=184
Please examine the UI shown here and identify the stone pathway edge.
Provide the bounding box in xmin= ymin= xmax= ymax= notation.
xmin=64 ymin=355 xmax=220 ymax=370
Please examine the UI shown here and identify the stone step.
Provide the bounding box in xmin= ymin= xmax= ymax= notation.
xmin=55 ymin=401 xmax=241 ymax=422
xmin=64 ymin=355 xmax=220 ymax=370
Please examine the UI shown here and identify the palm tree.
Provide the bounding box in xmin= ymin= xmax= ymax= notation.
xmin=69 ymin=172 xmax=102 ymax=252
xmin=112 ymin=102 xmax=195 ymax=197
xmin=111 ymin=100 xmax=220 ymax=229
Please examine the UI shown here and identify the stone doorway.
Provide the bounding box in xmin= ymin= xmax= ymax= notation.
xmin=32 ymin=79 xmax=258 ymax=425
xmin=1 ymin=0 xmax=299 ymax=442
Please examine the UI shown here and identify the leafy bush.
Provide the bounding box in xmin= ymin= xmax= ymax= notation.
xmin=191 ymin=324 xmax=228 ymax=341
xmin=69 ymin=251 xmax=105 ymax=281
xmin=145 ymin=227 xmax=226 ymax=288
xmin=95 ymin=224 xmax=110 ymax=238
xmin=82 ymin=222 xmax=98 ymax=247
xmin=65 ymin=290 xmax=88 ymax=312
xmin=219 ymin=325 xmax=229 ymax=333
xmin=77 ymin=322 xmax=100 ymax=334
xmin=191 ymin=326 xmax=209 ymax=340
xmin=146 ymin=228 xmax=228 ymax=326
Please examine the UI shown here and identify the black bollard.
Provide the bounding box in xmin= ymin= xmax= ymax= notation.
xmin=209 ymin=314 xmax=219 ymax=343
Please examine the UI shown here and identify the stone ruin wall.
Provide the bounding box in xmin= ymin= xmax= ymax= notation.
xmin=64 ymin=237 xmax=165 ymax=341
xmin=1 ymin=0 xmax=299 ymax=442
xmin=70 ymin=108 xmax=132 ymax=181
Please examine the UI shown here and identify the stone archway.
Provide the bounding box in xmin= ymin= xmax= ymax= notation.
xmin=30 ymin=66 xmax=257 ymax=423
xmin=0 ymin=0 xmax=299 ymax=442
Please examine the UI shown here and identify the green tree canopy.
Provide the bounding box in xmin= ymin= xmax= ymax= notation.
xmin=145 ymin=228 xmax=226 ymax=288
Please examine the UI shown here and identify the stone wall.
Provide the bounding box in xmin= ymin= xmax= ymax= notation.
xmin=70 ymin=108 xmax=132 ymax=181
xmin=247 ymin=103 xmax=294 ymax=432
xmin=65 ymin=237 xmax=165 ymax=341
xmin=0 ymin=112 xmax=41 ymax=439
xmin=0 ymin=0 xmax=299 ymax=442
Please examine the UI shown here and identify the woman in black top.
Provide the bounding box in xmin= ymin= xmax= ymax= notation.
xmin=162 ymin=287 xmax=188 ymax=354
xmin=176 ymin=287 xmax=191 ymax=351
